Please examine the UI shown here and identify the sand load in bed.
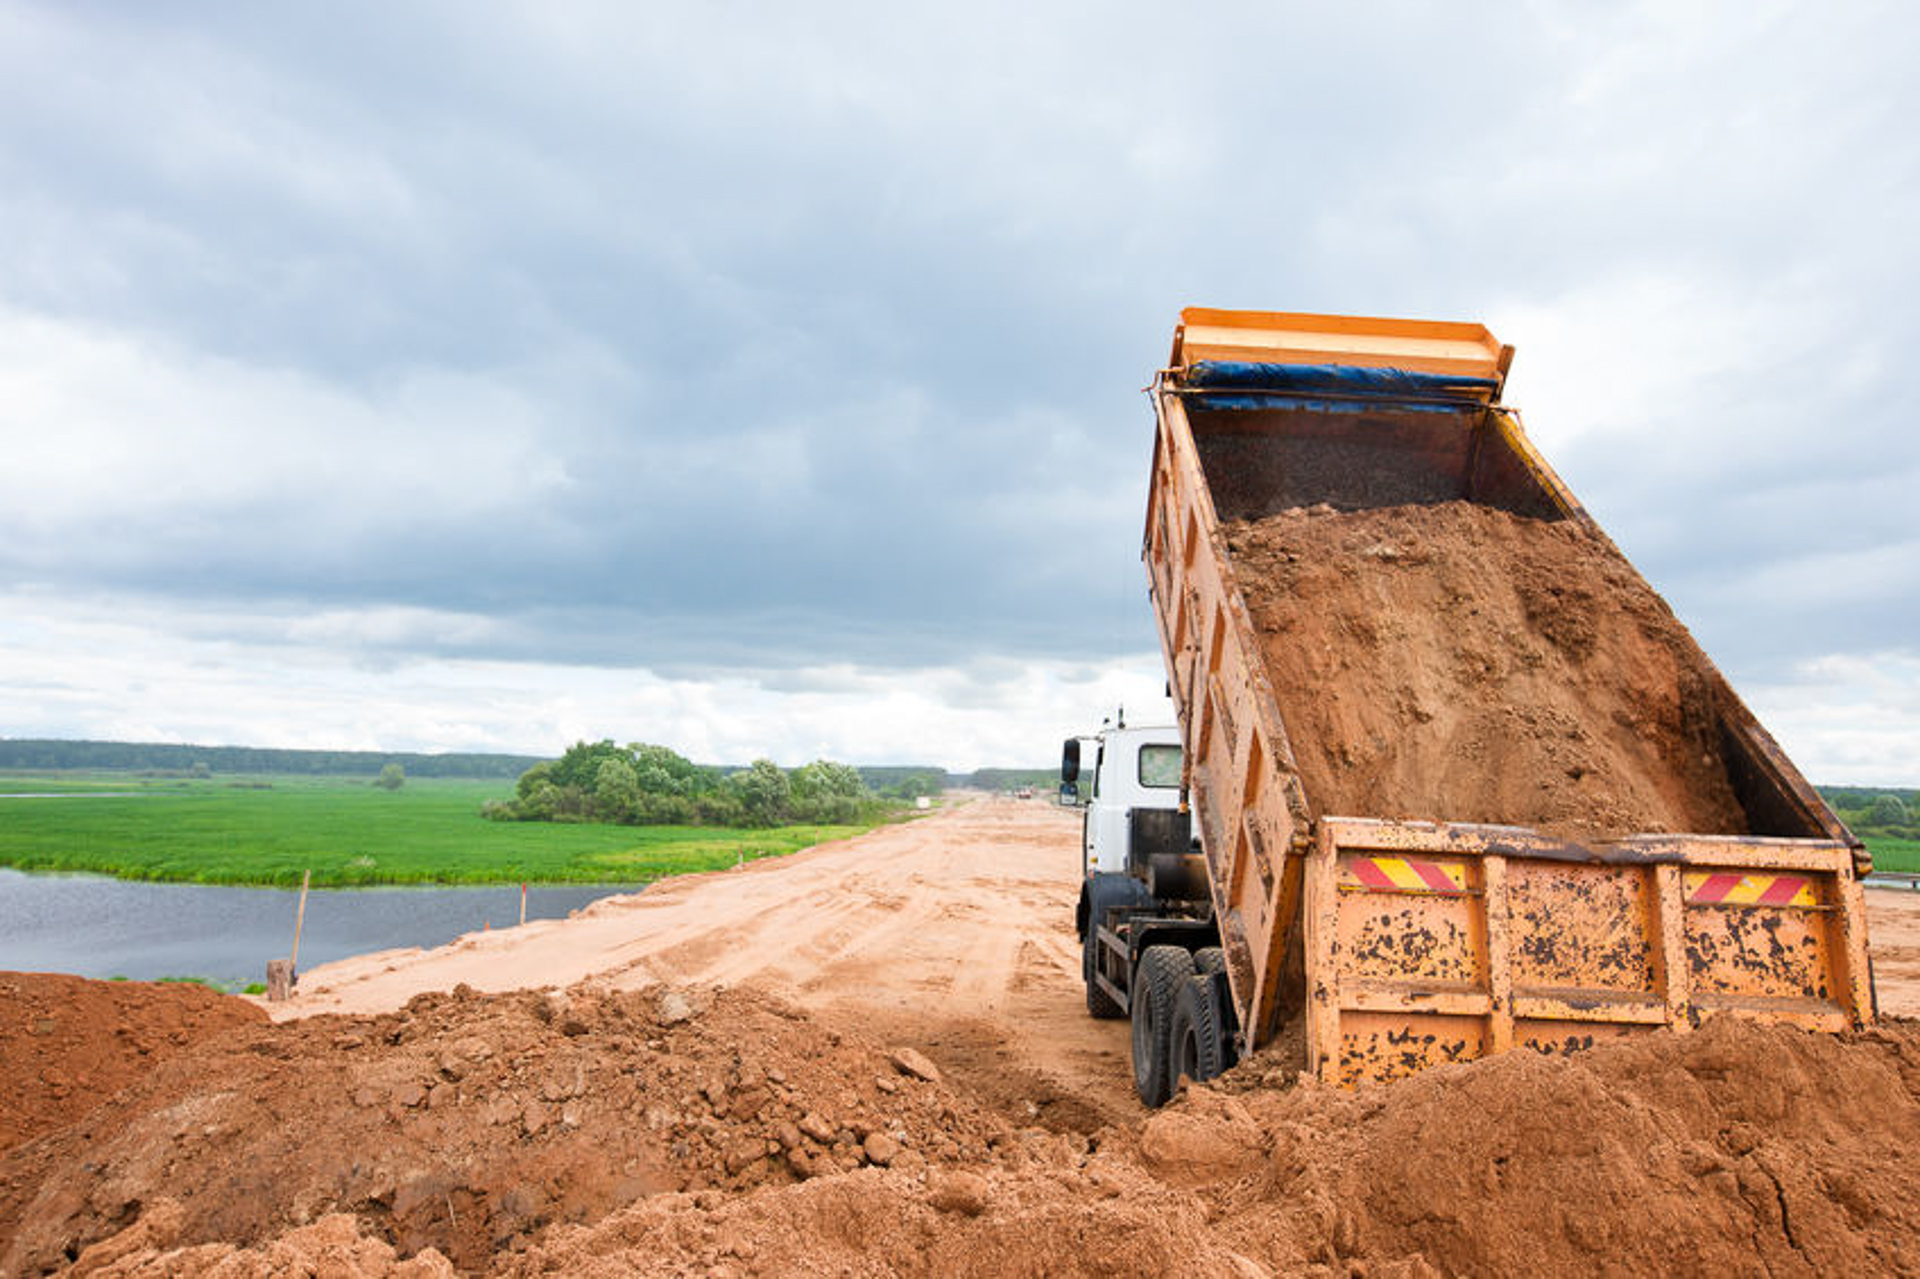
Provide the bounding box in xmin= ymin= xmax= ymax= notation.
xmin=1225 ymin=500 xmax=1750 ymax=840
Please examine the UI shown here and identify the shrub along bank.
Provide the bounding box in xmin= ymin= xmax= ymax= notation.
xmin=482 ymin=740 xmax=905 ymax=829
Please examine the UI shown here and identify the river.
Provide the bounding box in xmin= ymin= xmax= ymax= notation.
xmin=0 ymin=867 xmax=637 ymax=988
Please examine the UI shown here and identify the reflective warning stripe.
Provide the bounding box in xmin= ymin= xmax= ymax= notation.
xmin=1343 ymin=857 xmax=1468 ymax=894
xmin=1685 ymin=872 xmax=1816 ymax=907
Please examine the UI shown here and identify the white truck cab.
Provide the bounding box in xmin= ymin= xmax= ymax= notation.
xmin=1065 ymin=720 xmax=1215 ymax=1051
xmin=1061 ymin=723 xmax=1183 ymax=877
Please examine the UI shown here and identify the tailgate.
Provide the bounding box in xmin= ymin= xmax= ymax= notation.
xmin=1304 ymin=818 xmax=1875 ymax=1088
xmin=1171 ymin=307 xmax=1513 ymax=393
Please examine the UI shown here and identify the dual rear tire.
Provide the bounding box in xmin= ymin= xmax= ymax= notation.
xmin=1130 ymin=946 xmax=1194 ymax=1106
xmin=1131 ymin=945 xmax=1234 ymax=1107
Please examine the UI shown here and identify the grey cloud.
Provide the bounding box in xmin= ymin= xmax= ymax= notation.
xmin=0 ymin=1 xmax=1914 ymax=708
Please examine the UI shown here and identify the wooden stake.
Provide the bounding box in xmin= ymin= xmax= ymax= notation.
xmin=519 ymin=882 xmax=528 ymax=927
xmin=290 ymin=868 xmax=311 ymax=971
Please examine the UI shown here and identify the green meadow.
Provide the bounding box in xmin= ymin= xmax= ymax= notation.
xmin=0 ymin=775 xmax=870 ymax=887
xmin=1865 ymin=834 xmax=1920 ymax=875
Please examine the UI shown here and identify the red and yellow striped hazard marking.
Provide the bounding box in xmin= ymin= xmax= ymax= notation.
xmin=1341 ymin=856 xmax=1469 ymax=895
xmin=1685 ymin=871 xmax=1816 ymax=908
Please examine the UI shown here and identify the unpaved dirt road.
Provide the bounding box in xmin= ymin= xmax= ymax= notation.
xmin=284 ymin=797 xmax=1139 ymax=1129
xmin=1869 ymin=884 xmax=1920 ymax=1017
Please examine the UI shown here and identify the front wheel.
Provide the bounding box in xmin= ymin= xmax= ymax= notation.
xmin=1130 ymin=945 xmax=1196 ymax=1106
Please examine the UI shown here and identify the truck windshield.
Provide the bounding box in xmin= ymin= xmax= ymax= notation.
xmin=1138 ymin=744 xmax=1181 ymax=788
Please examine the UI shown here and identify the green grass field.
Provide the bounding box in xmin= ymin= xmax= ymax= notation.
xmin=1864 ymin=834 xmax=1920 ymax=875
xmin=0 ymin=775 xmax=872 ymax=887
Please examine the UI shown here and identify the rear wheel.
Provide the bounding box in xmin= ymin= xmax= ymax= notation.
xmin=1194 ymin=946 xmax=1226 ymax=977
xmin=1170 ymin=973 xmax=1228 ymax=1088
xmin=1131 ymin=945 xmax=1196 ymax=1106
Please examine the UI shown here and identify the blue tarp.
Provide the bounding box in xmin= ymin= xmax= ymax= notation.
xmin=1180 ymin=360 xmax=1497 ymax=407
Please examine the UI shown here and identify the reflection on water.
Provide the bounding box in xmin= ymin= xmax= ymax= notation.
xmin=0 ymin=868 xmax=638 ymax=987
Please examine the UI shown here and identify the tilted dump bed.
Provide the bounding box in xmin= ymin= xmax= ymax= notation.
xmin=1146 ymin=308 xmax=1874 ymax=1086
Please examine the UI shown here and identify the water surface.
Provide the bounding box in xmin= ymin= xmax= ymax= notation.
xmin=0 ymin=867 xmax=637 ymax=987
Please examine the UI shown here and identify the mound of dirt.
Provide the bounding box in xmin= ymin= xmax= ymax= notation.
xmin=0 ymin=973 xmax=268 ymax=1156
xmin=1226 ymin=501 xmax=1751 ymax=838
xmin=1180 ymin=1015 xmax=1920 ymax=1276
xmin=14 ymin=970 xmax=1920 ymax=1277
xmin=0 ymin=983 xmax=1010 ymax=1276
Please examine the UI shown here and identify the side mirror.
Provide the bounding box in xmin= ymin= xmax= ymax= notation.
xmin=1058 ymin=782 xmax=1078 ymax=806
xmin=1061 ymin=738 xmax=1081 ymax=783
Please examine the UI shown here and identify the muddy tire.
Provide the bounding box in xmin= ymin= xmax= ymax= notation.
xmin=1131 ymin=945 xmax=1196 ymax=1106
xmin=1170 ymin=973 xmax=1228 ymax=1088
xmin=1194 ymin=946 xmax=1226 ymax=977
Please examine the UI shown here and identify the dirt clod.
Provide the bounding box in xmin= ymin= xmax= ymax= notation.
xmin=927 ymin=1171 xmax=990 ymax=1217
xmin=888 ymin=1047 xmax=942 ymax=1084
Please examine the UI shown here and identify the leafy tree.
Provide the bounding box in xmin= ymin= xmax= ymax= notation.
xmin=792 ymin=759 xmax=868 ymax=822
xmin=792 ymin=759 xmax=865 ymax=801
xmin=694 ymin=790 xmax=744 ymax=826
xmin=726 ymin=759 xmax=792 ymax=827
xmin=519 ymin=780 xmax=561 ymax=820
xmin=516 ymin=762 xmax=554 ymax=801
xmin=374 ymin=763 xmax=406 ymax=791
xmin=549 ymin=740 xmax=627 ymax=791
xmin=630 ymin=743 xmax=705 ymax=796
xmin=1868 ymin=793 xmax=1911 ymax=828
xmin=595 ymin=758 xmax=641 ymax=822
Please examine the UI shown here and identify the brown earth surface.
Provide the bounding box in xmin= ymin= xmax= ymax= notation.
xmin=1226 ymin=502 xmax=1752 ymax=838
xmin=1869 ymin=885 xmax=1920 ymax=1018
xmin=0 ymin=973 xmax=267 ymax=1155
xmin=6 ymin=800 xmax=1920 ymax=1276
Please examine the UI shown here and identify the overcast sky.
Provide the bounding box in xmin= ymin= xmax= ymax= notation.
xmin=1 ymin=2 xmax=1915 ymax=779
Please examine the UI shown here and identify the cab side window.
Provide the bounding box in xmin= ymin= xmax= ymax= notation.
xmin=1138 ymin=744 xmax=1181 ymax=789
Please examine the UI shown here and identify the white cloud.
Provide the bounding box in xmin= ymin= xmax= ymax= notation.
xmin=1748 ymin=652 xmax=1920 ymax=786
xmin=0 ymin=589 xmax=1167 ymax=770
xmin=0 ymin=305 xmax=571 ymax=547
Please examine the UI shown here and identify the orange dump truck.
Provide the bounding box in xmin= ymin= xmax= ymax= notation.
xmin=1088 ymin=307 xmax=1875 ymax=1101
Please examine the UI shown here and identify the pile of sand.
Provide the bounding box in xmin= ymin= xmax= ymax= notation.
xmin=1226 ymin=501 xmax=1751 ymax=838
xmin=1189 ymin=1014 xmax=1920 ymax=1275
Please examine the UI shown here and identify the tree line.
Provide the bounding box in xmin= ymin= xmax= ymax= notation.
xmin=1 ymin=736 xmax=1050 ymax=809
xmin=481 ymin=740 xmax=941 ymax=829
xmin=0 ymin=738 xmax=541 ymax=779
xmin=1821 ymin=786 xmax=1918 ymax=839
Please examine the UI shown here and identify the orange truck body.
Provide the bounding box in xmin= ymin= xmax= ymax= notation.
xmin=1145 ymin=307 xmax=1875 ymax=1087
